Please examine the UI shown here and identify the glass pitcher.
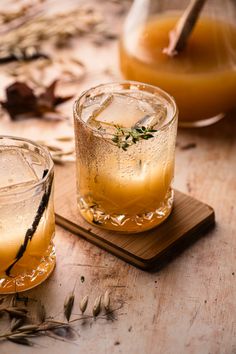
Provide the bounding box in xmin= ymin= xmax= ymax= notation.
xmin=119 ymin=0 xmax=236 ymax=127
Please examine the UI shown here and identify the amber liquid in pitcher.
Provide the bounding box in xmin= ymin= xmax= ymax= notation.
xmin=120 ymin=14 xmax=236 ymax=125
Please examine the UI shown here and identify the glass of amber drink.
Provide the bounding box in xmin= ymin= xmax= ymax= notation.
xmin=74 ymin=81 xmax=178 ymax=233
xmin=0 ymin=136 xmax=55 ymax=294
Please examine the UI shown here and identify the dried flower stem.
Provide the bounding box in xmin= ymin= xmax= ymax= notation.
xmin=0 ymin=6 xmax=103 ymax=62
xmin=0 ymin=290 xmax=123 ymax=347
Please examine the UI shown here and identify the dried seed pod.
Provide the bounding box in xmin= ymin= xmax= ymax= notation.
xmin=6 ymin=308 xmax=28 ymax=318
xmin=64 ymin=293 xmax=75 ymax=322
xmin=93 ymin=295 xmax=101 ymax=317
xmin=7 ymin=307 xmax=28 ymax=313
xmin=9 ymin=294 xmax=16 ymax=307
xmin=7 ymin=335 xmax=33 ymax=346
xmin=0 ymin=308 xmax=5 ymax=316
xmin=24 ymin=46 xmax=37 ymax=58
xmin=11 ymin=317 xmax=25 ymax=332
xmin=79 ymin=295 xmax=89 ymax=314
xmin=55 ymin=135 xmax=74 ymax=142
xmin=8 ymin=332 xmax=29 ymax=338
xmin=18 ymin=324 xmax=39 ymax=332
xmin=13 ymin=48 xmax=24 ymax=60
xmin=103 ymin=290 xmax=110 ymax=312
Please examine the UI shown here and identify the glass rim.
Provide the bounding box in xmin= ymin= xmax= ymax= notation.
xmin=0 ymin=135 xmax=54 ymax=198
xmin=73 ymin=80 xmax=178 ymax=136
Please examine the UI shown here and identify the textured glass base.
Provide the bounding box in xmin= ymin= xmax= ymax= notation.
xmin=79 ymin=189 xmax=174 ymax=233
xmin=0 ymin=243 xmax=56 ymax=294
xmin=179 ymin=113 xmax=225 ymax=128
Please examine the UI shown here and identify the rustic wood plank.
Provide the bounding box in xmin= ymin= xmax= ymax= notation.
xmin=0 ymin=0 xmax=236 ymax=353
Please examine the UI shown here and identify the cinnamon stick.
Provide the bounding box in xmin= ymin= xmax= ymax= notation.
xmin=163 ymin=0 xmax=207 ymax=57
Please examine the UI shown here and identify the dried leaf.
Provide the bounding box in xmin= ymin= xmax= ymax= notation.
xmin=1 ymin=80 xmax=73 ymax=120
xmin=1 ymin=82 xmax=37 ymax=119
xmin=93 ymin=295 xmax=101 ymax=317
xmin=79 ymin=295 xmax=89 ymax=314
xmin=11 ymin=317 xmax=25 ymax=332
xmin=103 ymin=290 xmax=110 ymax=312
xmin=37 ymin=80 xmax=72 ymax=112
xmin=64 ymin=293 xmax=75 ymax=322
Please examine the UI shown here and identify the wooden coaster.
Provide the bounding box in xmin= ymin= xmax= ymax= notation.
xmin=54 ymin=165 xmax=215 ymax=270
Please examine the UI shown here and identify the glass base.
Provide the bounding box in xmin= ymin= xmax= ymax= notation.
xmin=179 ymin=113 xmax=225 ymax=128
xmin=79 ymin=189 xmax=174 ymax=233
xmin=0 ymin=243 xmax=56 ymax=294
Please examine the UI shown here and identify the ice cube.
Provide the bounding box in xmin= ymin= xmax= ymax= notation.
xmin=0 ymin=148 xmax=39 ymax=190
xmin=23 ymin=150 xmax=45 ymax=180
xmin=87 ymin=94 xmax=114 ymax=129
xmin=88 ymin=93 xmax=148 ymax=129
xmin=133 ymin=104 xmax=167 ymax=129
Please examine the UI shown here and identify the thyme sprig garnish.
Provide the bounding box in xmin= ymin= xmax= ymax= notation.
xmin=111 ymin=125 xmax=157 ymax=151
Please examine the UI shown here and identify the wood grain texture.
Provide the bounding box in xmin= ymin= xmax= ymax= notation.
xmin=55 ymin=163 xmax=215 ymax=269
xmin=0 ymin=0 xmax=236 ymax=353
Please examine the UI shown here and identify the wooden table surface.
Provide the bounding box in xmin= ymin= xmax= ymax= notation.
xmin=0 ymin=1 xmax=236 ymax=353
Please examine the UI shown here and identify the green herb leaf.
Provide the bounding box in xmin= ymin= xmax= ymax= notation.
xmin=112 ymin=126 xmax=157 ymax=151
